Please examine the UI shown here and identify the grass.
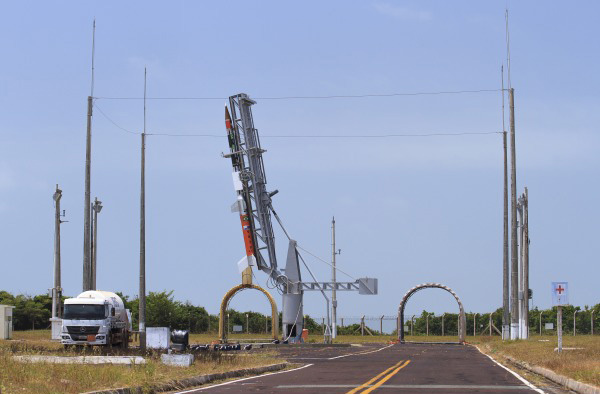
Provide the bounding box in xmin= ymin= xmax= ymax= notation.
xmin=0 ymin=330 xmax=282 ymax=394
xmin=475 ymin=335 xmax=600 ymax=388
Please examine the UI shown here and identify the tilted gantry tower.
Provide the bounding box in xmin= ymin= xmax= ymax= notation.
xmin=224 ymin=93 xmax=377 ymax=341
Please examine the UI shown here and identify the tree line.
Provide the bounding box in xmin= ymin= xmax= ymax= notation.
xmin=1 ymin=290 xmax=598 ymax=335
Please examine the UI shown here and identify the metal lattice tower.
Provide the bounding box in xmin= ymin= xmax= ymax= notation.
xmin=228 ymin=94 xmax=281 ymax=280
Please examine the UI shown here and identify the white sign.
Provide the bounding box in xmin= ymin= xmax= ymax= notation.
xmin=551 ymin=282 xmax=569 ymax=306
xmin=232 ymin=325 xmax=243 ymax=332
xmin=146 ymin=327 xmax=170 ymax=349
xmin=544 ymin=322 xmax=554 ymax=330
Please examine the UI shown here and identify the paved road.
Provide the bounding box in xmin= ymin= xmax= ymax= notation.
xmin=177 ymin=343 xmax=562 ymax=393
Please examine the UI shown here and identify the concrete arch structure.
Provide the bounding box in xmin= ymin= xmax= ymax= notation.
xmin=398 ymin=283 xmax=466 ymax=343
xmin=218 ymin=283 xmax=279 ymax=343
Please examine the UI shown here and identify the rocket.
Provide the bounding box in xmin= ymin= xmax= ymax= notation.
xmin=225 ymin=105 xmax=256 ymax=275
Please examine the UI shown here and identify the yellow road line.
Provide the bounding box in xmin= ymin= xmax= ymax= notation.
xmin=346 ymin=360 xmax=405 ymax=394
xmin=361 ymin=360 xmax=411 ymax=394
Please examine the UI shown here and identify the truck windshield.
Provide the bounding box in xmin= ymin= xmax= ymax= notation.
xmin=63 ymin=304 xmax=106 ymax=320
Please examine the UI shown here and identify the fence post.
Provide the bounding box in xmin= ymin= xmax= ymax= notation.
xmin=592 ymin=311 xmax=595 ymax=336
xmin=411 ymin=315 xmax=415 ymax=336
xmin=426 ymin=314 xmax=430 ymax=336
xmin=341 ymin=318 xmax=344 ymax=327
xmin=380 ymin=315 xmax=384 ymax=335
xmin=539 ymin=311 xmax=543 ymax=335
xmin=489 ymin=313 xmax=493 ymax=336
xmin=442 ymin=313 xmax=445 ymax=337
xmin=361 ymin=315 xmax=365 ymax=336
xmin=573 ymin=310 xmax=577 ymax=336
xmin=322 ymin=317 xmax=325 ymax=334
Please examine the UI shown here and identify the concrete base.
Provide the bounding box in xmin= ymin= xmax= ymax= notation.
xmin=50 ymin=318 xmax=62 ymax=340
xmin=161 ymin=354 xmax=194 ymax=367
xmin=13 ymin=355 xmax=145 ymax=365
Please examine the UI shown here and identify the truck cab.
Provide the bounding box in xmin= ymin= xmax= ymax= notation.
xmin=61 ymin=291 xmax=131 ymax=347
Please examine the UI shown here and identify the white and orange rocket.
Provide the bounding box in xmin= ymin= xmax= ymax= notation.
xmin=225 ymin=105 xmax=256 ymax=284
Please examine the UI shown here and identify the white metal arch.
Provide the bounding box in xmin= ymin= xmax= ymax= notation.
xmin=398 ymin=283 xmax=466 ymax=343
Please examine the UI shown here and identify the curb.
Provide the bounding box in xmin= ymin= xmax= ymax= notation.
xmin=500 ymin=354 xmax=599 ymax=394
xmin=477 ymin=344 xmax=599 ymax=394
xmin=82 ymin=362 xmax=289 ymax=394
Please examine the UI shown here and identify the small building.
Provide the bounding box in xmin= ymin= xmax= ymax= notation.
xmin=0 ymin=305 xmax=16 ymax=339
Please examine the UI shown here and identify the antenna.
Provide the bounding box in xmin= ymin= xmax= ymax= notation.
xmin=143 ymin=67 xmax=147 ymax=134
xmin=90 ymin=19 xmax=96 ymax=97
xmin=505 ymin=9 xmax=512 ymax=89
xmin=501 ymin=64 xmax=506 ymax=132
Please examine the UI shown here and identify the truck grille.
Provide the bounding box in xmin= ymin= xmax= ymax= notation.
xmin=66 ymin=326 xmax=100 ymax=335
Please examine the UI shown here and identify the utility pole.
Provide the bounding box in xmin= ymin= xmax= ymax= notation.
xmin=501 ymin=65 xmax=510 ymax=340
xmin=52 ymin=185 xmax=63 ymax=319
xmin=91 ymin=197 xmax=102 ymax=290
xmin=509 ymin=87 xmax=519 ymax=340
xmin=331 ymin=217 xmax=340 ymax=339
xmin=51 ymin=185 xmax=65 ymax=340
xmin=83 ymin=94 xmax=93 ymax=292
xmin=83 ymin=20 xmax=96 ymax=292
xmin=139 ymin=68 xmax=147 ymax=352
xmin=523 ymin=187 xmax=529 ymax=339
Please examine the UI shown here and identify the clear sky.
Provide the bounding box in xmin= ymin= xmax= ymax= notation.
xmin=1 ymin=1 xmax=598 ymax=320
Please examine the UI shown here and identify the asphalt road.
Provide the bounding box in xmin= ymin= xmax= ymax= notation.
xmin=176 ymin=343 xmax=565 ymax=394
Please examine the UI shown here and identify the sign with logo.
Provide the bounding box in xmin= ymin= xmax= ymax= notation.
xmin=551 ymin=282 xmax=569 ymax=306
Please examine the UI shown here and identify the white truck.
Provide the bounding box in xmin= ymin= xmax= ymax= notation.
xmin=60 ymin=291 xmax=132 ymax=348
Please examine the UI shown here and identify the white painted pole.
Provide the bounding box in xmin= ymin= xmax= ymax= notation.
xmin=573 ymin=310 xmax=577 ymax=336
xmin=557 ymin=306 xmax=563 ymax=353
xmin=442 ymin=313 xmax=445 ymax=337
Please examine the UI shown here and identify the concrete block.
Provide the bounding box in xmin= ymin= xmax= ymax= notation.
xmin=161 ymin=354 xmax=194 ymax=367
xmin=146 ymin=327 xmax=170 ymax=349
xmin=50 ymin=317 xmax=62 ymax=340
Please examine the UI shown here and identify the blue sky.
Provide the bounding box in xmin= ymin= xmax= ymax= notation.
xmin=1 ymin=1 xmax=598 ymax=320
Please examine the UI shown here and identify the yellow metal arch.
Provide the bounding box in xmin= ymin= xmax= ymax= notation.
xmin=218 ymin=283 xmax=279 ymax=343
